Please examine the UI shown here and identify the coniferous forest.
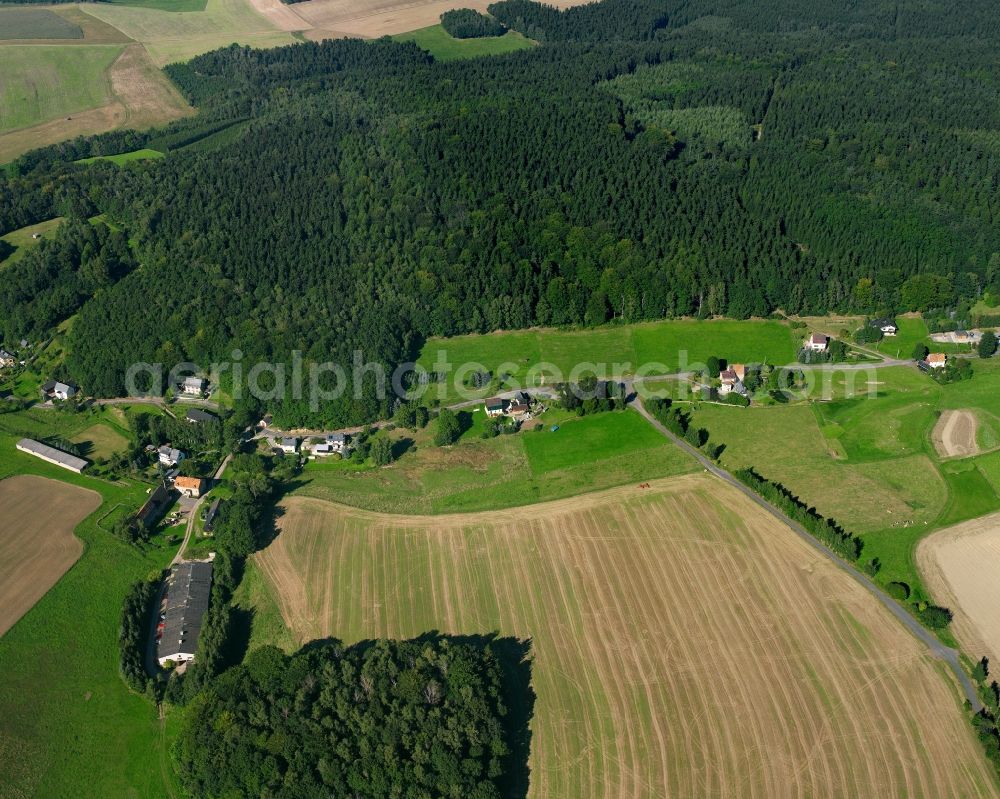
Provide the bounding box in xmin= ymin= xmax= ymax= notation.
xmin=2 ymin=0 xmax=999 ymax=429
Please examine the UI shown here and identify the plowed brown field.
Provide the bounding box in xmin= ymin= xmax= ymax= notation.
xmin=0 ymin=475 xmax=101 ymax=636
xmin=256 ymin=474 xmax=999 ymax=798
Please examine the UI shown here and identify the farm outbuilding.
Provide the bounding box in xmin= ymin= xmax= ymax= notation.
xmin=157 ymin=561 xmax=213 ymax=667
xmin=15 ymin=438 xmax=88 ymax=473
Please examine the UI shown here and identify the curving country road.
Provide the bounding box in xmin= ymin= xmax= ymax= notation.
xmin=629 ymin=396 xmax=983 ymax=712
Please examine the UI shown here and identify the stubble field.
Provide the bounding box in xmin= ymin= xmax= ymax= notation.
xmin=252 ymin=474 xmax=998 ymax=798
xmin=918 ymin=511 xmax=1000 ymax=666
xmin=0 ymin=474 xmax=100 ymax=636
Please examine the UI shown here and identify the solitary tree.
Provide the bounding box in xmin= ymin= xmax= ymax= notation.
xmin=371 ymin=437 xmax=394 ymax=467
xmin=978 ymin=331 xmax=997 ymax=359
xmin=434 ymin=408 xmax=461 ymax=446
xmin=912 ymin=342 xmax=929 ymax=361
xmin=706 ymin=356 xmax=721 ymax=378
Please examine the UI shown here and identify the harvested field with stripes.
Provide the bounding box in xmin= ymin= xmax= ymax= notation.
xmin=918 ymin=511 xmax=1000 ymax=666
xmin=0 ymin=475 xmax=101 ymax=636
xmin=254 ymin=473 xmax=999 ymax=798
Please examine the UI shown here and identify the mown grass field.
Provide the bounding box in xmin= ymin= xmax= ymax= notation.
xmin=0 ymin=217 xmax=63 ymax=266
xmin=689 ymin=359 xmax=1000 ymax=603
xmin=0 ymin=45 xmax=123 ymax=132
xmin=415 ymin=318 xmax=801 ymax=401
xmin=70 ymin=422 xmax=131 ymax=459
xmin=76 ymin=147 xmax=164 ymax=165
xmin=393 ymin=25 xmax=534 ymax=61
xmin=0 ymin=411 xmax=181 ymax=798
xmin=249 ymin=475 xmax=1000 ymax=798
xmin=0 ymin=8 xmax=83 ymax=40
xmin=294 ymin=408 xmax=696 ymax=514
xmin=85 ymin=0 xmax=296 ymax=66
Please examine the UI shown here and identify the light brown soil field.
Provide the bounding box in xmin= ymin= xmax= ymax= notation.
xmin=933 ymin=409 xmax=981 ymax=458
xmin=0 ymin=42 xmax=192 ymax=164
xmin=255 ymin=474 xmax=999 ymax=798
xmin=0 ymin=475 xmax=101 ymax=636
xmin=918 ymin=511 xmax=1000 ymax=666
xmin=297 ymin=0 xmax=588 ymax=38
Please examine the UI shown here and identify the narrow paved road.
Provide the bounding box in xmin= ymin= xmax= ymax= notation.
xmin=170 ymin=451 xmax=232 ymax=567
xmin=629 ymin=397 xmax=983 ymax=712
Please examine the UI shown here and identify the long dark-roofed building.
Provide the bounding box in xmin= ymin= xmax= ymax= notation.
xmin=157 ymin=561 xmax=213 ymax=667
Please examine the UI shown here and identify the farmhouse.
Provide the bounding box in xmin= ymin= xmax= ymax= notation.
xmin=730 ymin=363 xmax=746 ymax=382
xmin=157 ymin=560 xmax=213 ymax=667
xmin=485 ymin=397 xmax=507 ymax=417
xmin=136 ymin=484 xmax=173 ymax=529
xmin=870 ymin=318 xmax=898 ymax=336
xmin=718 ymin=369 xmax=745 ymax=396
xmin=805 ymin=333 xmax=829 ymax=352
xmin=279 ymin=437 xmax=299 ymax=454
xmin=927 ymin=353 xmax=947 ymax=369
xmin=40 ymin=379 xmax=78 ymax=401
xmin=174 ymin=476 xmax=205 ymax=498
xmin=185 ymin=408 xmax=218 ymax=424
xmin=15 ymin=438 xmax=88 ymax=473
xmin=181 ymin=376 xmax=207 ymax=396
xmin=158 ymin=445 xmax=184 ymax=467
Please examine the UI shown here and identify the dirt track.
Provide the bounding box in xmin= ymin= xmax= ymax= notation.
xmin=0 ymin=475 xmax=100 ymax=636
xmin=256 ymin=475 xmax=999 ymax=798
xmin=932 ymin=409 xmax=980 ymax=458
xmin=918 ymin=511 xmax=1000 ymax=665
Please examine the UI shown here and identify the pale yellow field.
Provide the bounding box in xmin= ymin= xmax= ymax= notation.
xmin=254 ymin=474 xmax=999 ymax=798
xmin=933 ymin=409 xmax=981 ymax=458
xmin=0 ymin=475 xmax=101 ymax=636
xmin=85 ymin=0 xmax=298 ymax=66
xmin=918 ymin=511 xmax=1000 ymax=665
xmin=296 ymin=0 xmax=589 ymax=39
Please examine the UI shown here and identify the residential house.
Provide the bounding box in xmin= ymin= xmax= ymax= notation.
xmin=485 ymin=397 xmax=507 ymax=417
xmin=926 ymin=353 xmax=947 ymax=369
xmin=805 ymin=333 xmax=829 ymax=352
xmin=174 ymin=476 xmax=205 ymax=498
xmin=279 ymin=437 xmax=299 ymax=454
xmin=312 ymin=433 xmax=347 ymax=456
xmin=0 ymin=349 xmax=14 ymax=368
xmin=870 ymin=318 xmax=898 ymax=336
xmin=730 ymin=363 xmax=746 ymax=382
xmin=181 ymin=376 xmax=207 ymax=396
xmin=40 ymin=379 xmax=78 ymax=401
xmin=257 ymin=414 xmax=273 ymax=430
xmin=158 ymin=445 xmax=185 ymax=467
xmin=157 ymin=561 xmax=213 ymax=666
xmin=185 ymin=408 xmax=218 ymax=424
xmin=718 ymin=369 xmax=739 ymax=395
xmin=508 ymin=402 xmax=530 ymax=417
xmin=136 ymin=484 xmax=173 ymax=529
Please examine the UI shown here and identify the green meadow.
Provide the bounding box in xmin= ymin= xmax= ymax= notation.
xmin=392 ymin=25 xmax=535 ymax=61
xmin=0 ymin=409 xmax=180 ymax=798
xmin=416 ymin=318 xmax=802 ymax=400
xmin=0 ymin=217 xmax=63 ymax=266
xmin=76 ymin=147 xmax=165 ymax=165
xmin=688 ymin=359 xmax=1000 ymax=602
xmin=294 ymin=407 xmax=696 ymax=515
xmin=0 ymin=45 xmax=123 ymax=133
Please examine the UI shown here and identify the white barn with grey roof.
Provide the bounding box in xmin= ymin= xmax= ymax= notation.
xmin=16 ymin=438 xmax=88 ymax=473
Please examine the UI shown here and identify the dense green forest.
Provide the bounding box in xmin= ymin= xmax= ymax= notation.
xmin=2 ymin=0 xmax=999 ymax=427
xmin=174 ymin=637 xmax=526 ymax=798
